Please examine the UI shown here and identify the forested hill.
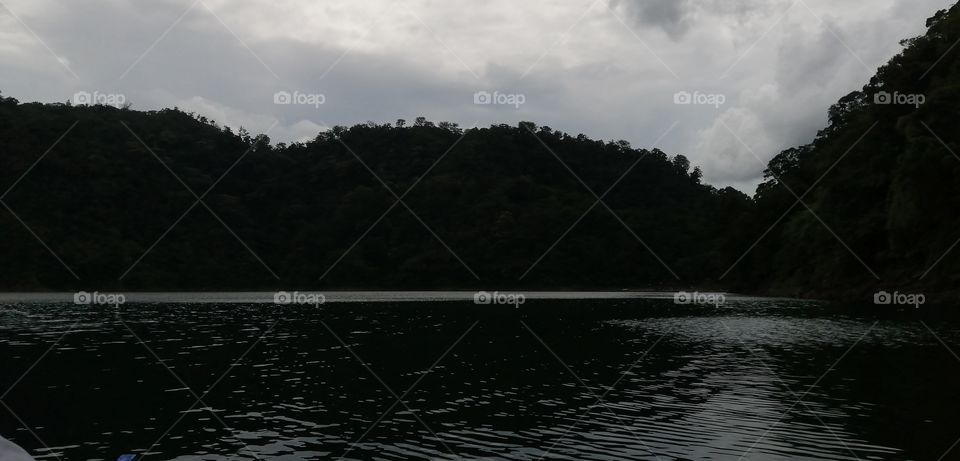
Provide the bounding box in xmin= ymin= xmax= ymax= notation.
xmin=728 ymin=3 xmax=960 ymax=299
xmin=3 ymin=3 xmax=960 ymax=297
xmin=0 ymin=99 xmax=750 ymax=290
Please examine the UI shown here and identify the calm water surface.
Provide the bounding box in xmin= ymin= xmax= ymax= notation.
xmin=1 ymin=293 xmax=958 ymax=460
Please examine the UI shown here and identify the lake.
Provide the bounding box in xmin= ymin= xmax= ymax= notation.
xmin=1 ymin=293 xmax=958 ymax=460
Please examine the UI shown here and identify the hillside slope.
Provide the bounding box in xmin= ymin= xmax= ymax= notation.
xmin=0 ymin=100 xmax=749 ymax=290
xmin=3 ymin=4 xmax=960 ymax=296
xmin=727 ymin=4 xmax=960 ymax=300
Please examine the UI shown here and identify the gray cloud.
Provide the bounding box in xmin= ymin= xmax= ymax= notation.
xmin=610 ymin=0 xmax=770 ymax=40
xmin=0 ymin=0 xmax=953 ymax=192
xmin=611 ymin=0 xmax=693 ymax=40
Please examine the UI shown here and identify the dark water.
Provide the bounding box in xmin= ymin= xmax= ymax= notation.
xmin=1 ymin=294 xmax=959 ymax=461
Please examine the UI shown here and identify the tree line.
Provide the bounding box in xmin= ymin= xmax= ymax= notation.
xmin=2 ymin=3 xmax=959 ymax=298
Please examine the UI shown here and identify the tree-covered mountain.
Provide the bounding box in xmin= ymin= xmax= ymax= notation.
xmin=0 ymin=98 xmax=750 ymax=290
xmin=3 ymin=2 xmax=960 ymax=298
xmin=726 ymin=3 xmax=960 ymax=299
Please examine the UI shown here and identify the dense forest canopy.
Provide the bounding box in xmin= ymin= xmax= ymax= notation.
xmin=735 ymin=3 xmax=960 ymax=299
xmin=2 ymin=2 xmax=960 ymax=299
xmin=0 ymin=97 xmax=749 ymax=290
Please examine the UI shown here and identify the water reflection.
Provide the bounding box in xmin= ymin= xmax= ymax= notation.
xmin=0 ymin=297 xmax=957 ymax=460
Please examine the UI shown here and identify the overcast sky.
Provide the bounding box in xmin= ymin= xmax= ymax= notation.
xmin=0 ymin=0 xmax=952 ymax=192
